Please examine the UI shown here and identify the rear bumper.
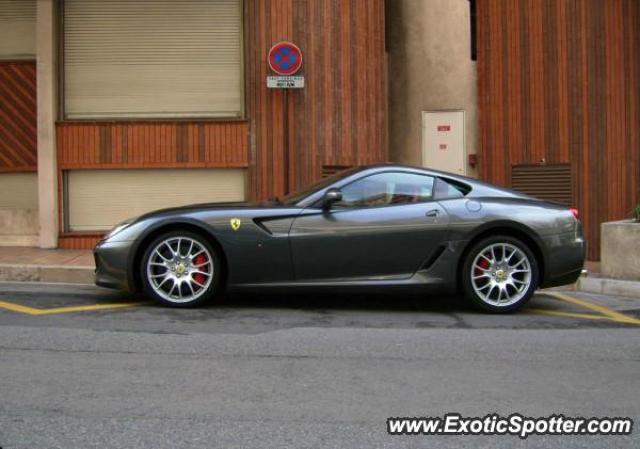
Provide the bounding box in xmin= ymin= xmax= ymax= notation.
xmin=94 ymin=240 xmax=134 ymax=292
xmin=542 ymin=268 xmax=583 ymax=288
xmin=540 ymin=232 xmax=586 ymax=288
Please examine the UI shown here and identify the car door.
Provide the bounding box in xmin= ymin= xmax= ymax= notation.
xmin=288 ymin=171 xmax=450 ymax=281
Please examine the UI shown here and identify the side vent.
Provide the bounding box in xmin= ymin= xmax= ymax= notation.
xmin=511 ymin=164 xmax=572 ymax=205
xmin=321 ymin=165 xmax=351 ymax=178
xmin=421 ymin=245 xmax=446 ymax=271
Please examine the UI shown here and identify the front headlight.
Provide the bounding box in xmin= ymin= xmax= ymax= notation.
xmin=105 ymin=221 xmax=131 ymax=240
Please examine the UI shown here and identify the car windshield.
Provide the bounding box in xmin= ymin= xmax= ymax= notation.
xmin=280 ymin=167 xmax=363 ymax=205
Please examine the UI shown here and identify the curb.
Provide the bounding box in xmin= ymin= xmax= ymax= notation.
xmin=576 ymin=275 xmax=640 ymax=299
xmin=0 ymin=264 xmax=94 ymax=285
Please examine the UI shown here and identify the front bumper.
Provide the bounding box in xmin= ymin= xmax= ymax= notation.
xmin=94 ymin=240 xmax=134 ymax=292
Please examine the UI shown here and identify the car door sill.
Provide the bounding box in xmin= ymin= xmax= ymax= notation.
xmin=231 ymin=272 xmax=448 ymax=289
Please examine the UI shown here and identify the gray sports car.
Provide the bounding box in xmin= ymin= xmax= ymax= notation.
xmin=94 ymin=164 xmax=585 ymax=312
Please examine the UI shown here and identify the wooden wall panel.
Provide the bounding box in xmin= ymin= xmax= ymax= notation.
xmin=58 ymin=233 xmax=103 ymax=250
xmin=245 ymin=0 xmax=388 ymax=200
xmin=0 ymin=62 xmax=36 ymax=172
xmin=56 ymin=121 xmax=249 ymax=169
xmin=477 ymin=0 xmax=640 ymax=260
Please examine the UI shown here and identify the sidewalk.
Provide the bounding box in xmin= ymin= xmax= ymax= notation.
xmin=577 ymin=273 xmax=640 ymax=299
xmin=559 ymin=261 xmax=640 ymax=298
xmin=0 ymin=247 xmax=95 ymax=284
xmin=0 ymin=247 xmax=639 ymax=298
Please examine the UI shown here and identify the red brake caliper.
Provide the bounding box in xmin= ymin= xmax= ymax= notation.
xmin=193 ymin=254 xmax=207 ymax=287
xmin=475 ymin=257 xmax=490 ymax=277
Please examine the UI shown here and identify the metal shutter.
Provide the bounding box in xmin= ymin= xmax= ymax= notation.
xmin=66 ymin=168 xmax=246 ymax=231
xmin=0 ymin=0 xmax=36 ymax=59
xmin=511 ymin=164 xmax=573 ymax=206
xmin=63 ymin=0 xmax=243 ymax=119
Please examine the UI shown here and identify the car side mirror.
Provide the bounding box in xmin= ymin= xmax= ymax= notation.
xmin=322 ymin=188 xmax=343 ymax=210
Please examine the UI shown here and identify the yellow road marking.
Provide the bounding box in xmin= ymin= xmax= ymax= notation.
xmin=0 ymin=300 xmax=146 ymax=316
xmin=528 ymin=308 xmax=609 ymax=321
xmin=542 ymin=292 xmax=640 ymax=325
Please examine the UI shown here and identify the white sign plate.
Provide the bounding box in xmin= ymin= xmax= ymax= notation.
xmin=267 ymin=76 xmax=305 ymax=89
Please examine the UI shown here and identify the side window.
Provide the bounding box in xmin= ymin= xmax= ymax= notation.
xmin=336 ymin=172 xmax=435 ymax=208
xmin=433 ymin=178 xmax=470 ymax=200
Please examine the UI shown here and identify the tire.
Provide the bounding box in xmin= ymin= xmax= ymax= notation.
xmin=140 ymin=231 xmax=222 ymax=307
xmin=461 ymin=235 xmax=539 ymax=313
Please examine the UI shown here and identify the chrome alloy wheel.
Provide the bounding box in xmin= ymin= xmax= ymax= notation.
xmin=145 ymin=237 xmax=214 ymax=304
xmin=470 ymin=243 xmax=532 ymax=307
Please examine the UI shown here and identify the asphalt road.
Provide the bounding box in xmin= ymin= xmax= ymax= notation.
xmin=0 ymin=282 xmax=639 ymax=449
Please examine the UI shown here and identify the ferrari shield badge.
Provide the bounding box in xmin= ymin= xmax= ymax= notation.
xmin=230 ymin=218 xmax=241 ymax=231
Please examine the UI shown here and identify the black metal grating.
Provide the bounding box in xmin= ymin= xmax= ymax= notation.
xmin=511 ymin=164 xmax=573 ymax=205
xmin=321 ymin=165 xmax=352 ymax=178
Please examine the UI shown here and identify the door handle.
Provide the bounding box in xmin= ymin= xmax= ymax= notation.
xmin=425 ymin=209 xmax=439 ymax=218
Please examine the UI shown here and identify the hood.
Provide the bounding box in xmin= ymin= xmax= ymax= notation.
xmin=134 ymin=200 xmax=286 ymax=221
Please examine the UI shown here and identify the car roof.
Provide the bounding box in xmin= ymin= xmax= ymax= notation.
xmin=345 ymin=163 xmax=479 ymax=184
xmin=294 ymin=163 xmax=532 ymax=207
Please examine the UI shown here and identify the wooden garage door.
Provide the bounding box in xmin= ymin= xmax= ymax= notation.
xmin=63 ymin=0 xmax=243 ymax=119
xmin=66 ymin=168 xmax=246 ymax=231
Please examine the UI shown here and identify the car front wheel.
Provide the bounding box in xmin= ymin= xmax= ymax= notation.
xmin=462 ymin=235 xmax=539 ymax=313
xmin=141 ymin=231 xmax=221 ymax=307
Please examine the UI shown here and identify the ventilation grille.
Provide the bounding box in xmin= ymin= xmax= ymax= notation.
xmin=511 ymin=164 xmax=572 ymax=205
xmin=321 ymin=165 xmax=352 ymax=178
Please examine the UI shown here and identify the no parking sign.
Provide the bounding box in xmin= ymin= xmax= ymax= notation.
xmin=268 ymin=41 xmax=302 ymax=75
xmin=267 ymin=41 xmax=304 ymax=88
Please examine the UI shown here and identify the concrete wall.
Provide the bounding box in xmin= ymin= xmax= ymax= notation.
xmin=601 ymin=220 xmax=640 ymax=281
xmin=0 ymin=209 xmax=39 ymax=246
xmin=36 ymin=0 xmax=59 ymax=248
xmin=0 ymin=173 xmax=39 ymax=246
xmin=386 ymin=0 xmax=478 ymax=176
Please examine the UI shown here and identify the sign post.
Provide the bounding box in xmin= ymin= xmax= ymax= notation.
xmin=266 ymin=41 xmax=304 ymax=195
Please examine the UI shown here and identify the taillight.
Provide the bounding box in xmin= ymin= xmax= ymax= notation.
xmin=569 ymin=208 xmax=580 ymax=220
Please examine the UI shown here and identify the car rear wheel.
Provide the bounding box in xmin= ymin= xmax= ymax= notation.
xmin=141 ymin=231 xmax=221 ymax=307
xmin=461 ymin=235 xmax=539 ymax=313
